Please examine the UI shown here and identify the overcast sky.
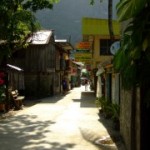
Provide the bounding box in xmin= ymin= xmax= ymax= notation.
xmin=36 ymin=0 xmax=119 ymax=46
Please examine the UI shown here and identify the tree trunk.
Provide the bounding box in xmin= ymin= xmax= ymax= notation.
xmin=108 ymin=0 xmax=115 ymax=44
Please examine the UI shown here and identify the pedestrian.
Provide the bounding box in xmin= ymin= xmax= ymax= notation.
xmin=85 ymin=79 xmax=88 ymax=91
xmin=89 ymin=79 xmax=93 ymax=91
xmin=62 ymin=78 xmax=67 ymax=94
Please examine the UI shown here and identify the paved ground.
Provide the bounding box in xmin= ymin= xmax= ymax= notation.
xmin=0 ymin=86 xmax=126 ymax=150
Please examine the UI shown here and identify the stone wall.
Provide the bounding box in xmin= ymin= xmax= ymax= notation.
xmin=120 ymin=88 xmax=141 ymax=150
xmin=120 ymin=89 xmax=132 ymax=150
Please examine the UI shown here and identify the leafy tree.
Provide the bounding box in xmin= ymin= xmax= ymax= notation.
xmin=114 ymin=0 xmax=150 ymax=89
xmin=116 ymin=0 xmax=147 ymax=21
xmin=114 ymin=1 xmax=150 ymax=148
xmin=0 ymin=0 xmax=59 ymax=65
xmin=114 ymin=0 xmax=150 ymax=110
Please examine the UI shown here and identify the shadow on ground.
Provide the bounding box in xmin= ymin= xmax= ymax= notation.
xmin=98 ymin=113 xmax=126 ymax=150
xmin=73 ymin=91 xmax=126 ymax=150
xmin=73 ymin=91 xmax=96 ymax=108
xmin=24 ymin=92 xmax=71 ymax=106
xmin=0 ymin=114 xmax=76 ymax=150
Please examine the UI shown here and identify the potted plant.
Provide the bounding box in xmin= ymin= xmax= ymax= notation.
xmin=110 ymin=103 xmax=120 ymax=130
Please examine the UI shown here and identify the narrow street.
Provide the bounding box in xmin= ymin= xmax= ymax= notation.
xmin=0 ymin=86 xmax=125 ymax=150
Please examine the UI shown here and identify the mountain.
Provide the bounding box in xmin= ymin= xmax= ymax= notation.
xmin=35 ymin=0 xmax=119 ymax=46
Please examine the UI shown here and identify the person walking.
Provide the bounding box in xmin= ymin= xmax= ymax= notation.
xmin=62 ymin=78 xmax=67 ymax=94
xmin=84 ymin=79 xmax=88 ymax=91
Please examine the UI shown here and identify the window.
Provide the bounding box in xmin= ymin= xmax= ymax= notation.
xmin=100 ymin=39 xmax=112 ymax=55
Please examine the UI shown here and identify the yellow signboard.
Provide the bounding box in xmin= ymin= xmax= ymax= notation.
xmin=75 ymin=53 xmax=92 ymax=63
xmin=75 ymin=59 xmax=92 ymax=64
xmin=75 ymin=53 xmax=92 ymax=59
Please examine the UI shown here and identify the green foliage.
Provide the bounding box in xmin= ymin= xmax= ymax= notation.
xmin=0 ymin=85 xmax=6 ymax=103
xmin=95 ymin=96 xmax=120 ymax=121
xmin=95 ymin=96 xmax=105 ymax=107
xmin=114 ymin=1 xmax=150 ymax=90
xmin=116 ymin=0 xmax=148 ymax=21
xmin=0 ymin=0 xmax=59 ymax=62
xmin=0 ymin=72 xmax=6 ymax=103
xmin=90 ymin=0 xmax=103 ymax=5
xmin=110 ymin=103 xmax=120 ymax=121
xmin=23 ymin=0 xmax=60 ymax=12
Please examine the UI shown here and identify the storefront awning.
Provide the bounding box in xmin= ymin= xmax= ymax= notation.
xmin=55 ymin=39 xmax=74 ymax=51
xmin=7 ymin=64 xmax=23 ymax=71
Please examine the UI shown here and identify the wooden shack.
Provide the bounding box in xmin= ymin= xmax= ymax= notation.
xmin=9 ymin=30 xmax=56 ymax=98
xmin=55 ymin=39 xmax=74 ymax=92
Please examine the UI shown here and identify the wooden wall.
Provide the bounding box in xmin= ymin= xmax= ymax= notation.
xmin=25 ymin=43 xmax=55 ymax=72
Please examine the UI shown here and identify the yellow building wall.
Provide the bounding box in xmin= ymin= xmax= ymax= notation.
xmin=82 ymin=18 xmax=120 ymax=69
xmin=92 ymin=35 xmax=120 ymax=68
xmin=82 ymin=18 xmax=120 ymax=35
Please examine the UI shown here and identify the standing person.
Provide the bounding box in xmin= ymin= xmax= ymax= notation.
xmin=84 ymin=78 xmax=88 ymax=91
xmin=96 ymin=63 xmax=105 ymax=98
xmin=89 ymin=79 xmax=93 ymax=91
xmin=62 ymin=78 xmax=67 ymax=94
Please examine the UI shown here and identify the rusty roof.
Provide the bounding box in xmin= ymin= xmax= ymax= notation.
xmin=27 ymin=30 xmax=53 ymax=45
xmin=55 ymin=39 xmax=74 ymax=51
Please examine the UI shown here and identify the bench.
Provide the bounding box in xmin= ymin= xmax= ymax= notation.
xmin=11 ymin=90 xmax=25 ymax=110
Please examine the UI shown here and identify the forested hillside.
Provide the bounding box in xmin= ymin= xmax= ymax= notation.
xmin=36 ymin=0 xmax=118 ymax=46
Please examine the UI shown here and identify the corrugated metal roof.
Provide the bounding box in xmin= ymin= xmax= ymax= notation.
xmin=7 ymin=64 xmax=23 ymax=71
xmin=27 ymin=30 xmax=53 ymax=45
xmin=55 ymin=39 xmax=74 ymax=51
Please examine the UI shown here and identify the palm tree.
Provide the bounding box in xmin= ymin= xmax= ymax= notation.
xmin=90 ymin=0 xmax=115 ymax=43
xmin=108 ymin=0 xmax=114 ymax=43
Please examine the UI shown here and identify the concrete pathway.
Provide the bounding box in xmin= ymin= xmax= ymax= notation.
xmin=0 ymin=86 xmax=125 ymax=150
